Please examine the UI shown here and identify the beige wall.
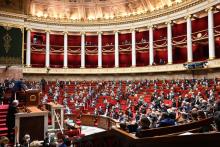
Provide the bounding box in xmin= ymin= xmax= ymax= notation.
xmin=23 ymin=69 xmax=220 ymax=82
xmin=0 ymin=66 xmax=219 ymax=82
xmin=0 ymin=66 xmax=23 ymax=82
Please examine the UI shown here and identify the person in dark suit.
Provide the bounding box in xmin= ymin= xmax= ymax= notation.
xmin=11 ymin=79 xmax=27 ymax=104
xmin=135 ymin=117 xmax=151 ymax=137
xmin=41 ymin=78 xmax=46 ymax=92
xmin=158 ymin=112 xmax=175 ymax=127
xmin=42 ymin=131 xmax=50 ymax=147
xmin=4 ymin=78 xmax=10 ymax=89
xmin=0 ymin=83 xmax=5 ymax=104
xmin=6 ymin=100 xmax=19 ymax=142
xmin=214 ymin=111 xmax=220 ymax=132
xmin=12 ymin=79 xmax=26 ymax=92
xmin=136 ymin=117 xmax=151 ymax=132
xmin=20 ymin=134 xmax=30 ymax=147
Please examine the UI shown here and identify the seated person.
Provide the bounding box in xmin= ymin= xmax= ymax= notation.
xmin=158 ymin=112 xmax=175 ymax=127
xmin=136 ymin=117 xmax=151 ymax=132
xmin=64 ymin=118 xmax=80 ymax=130
xmin=127 ymin=121 xmax=138 ymax=133
xmin=41 ymin=94 xmax=48 ymax=104
xmin=20 ymin=134 xmax=31 ymax=147
xmin=214 ymin=111 xmax=220 ymax=132
xmin=0 ymin=136 xmax=9 ymax=147
xmin=189 ymin=109 xmax=199 ymax=122
xmin=135 ymin=117 xmax=151 ymax=137
xmin=197 ymin=110 xmax=214 ymax=132
xmin=214 ymin=100 xmax=220 ymax=112
xmin=177 ymin=112 xmax=189 ymax=125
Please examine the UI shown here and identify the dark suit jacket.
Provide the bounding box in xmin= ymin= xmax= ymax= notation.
xmin=12 ymin=80 xmax=26 ymax=92
xmin=6 ymin=105 xmax=18 ymax=128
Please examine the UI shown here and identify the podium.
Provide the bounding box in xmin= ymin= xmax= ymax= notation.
xmin=25 ymin=89 xmax=40 ymax=106
xmin=15 ymin=106 xmax=48 ymax=145
xmin=16 ymin=89 xmax=40 ymax=106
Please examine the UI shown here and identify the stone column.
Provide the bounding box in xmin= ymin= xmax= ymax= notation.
xmin=81 ymin=32 xmax=85 ymax=68
xmin=207 ymin=7 xmax=215 ymax=59
xmin=131 ymin=29 xmax=136 ymax=67
xmin=45 ymin=30 xmax=50 ymax=67
xmin=114 ymin=30 xmax=119 ymax=67
xmin=149 ymin=26 xmax=154 ymax=65
xmin=98 ymin=32 xmax=102 ymax=68
xmin=26 ymin=28 xmax=31 ymax=67
xmin=63 ymin=31 xmax=68 ymax=68
xmin=186 ymin=15 xmax=193 ymax=62
xmin=167 ymin=21 xmax=173 ymax=64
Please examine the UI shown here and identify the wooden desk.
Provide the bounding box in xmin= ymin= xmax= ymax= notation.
xmin=15 ymin=106 xmax=48 ymax=145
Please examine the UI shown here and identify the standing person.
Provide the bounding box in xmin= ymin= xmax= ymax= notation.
xmin=6 ymin=100 xmax=19 ymax=142
xmin=4 ymin=78 xmax=10 ymax=89
xmin=41 ymin=78 xmax=47 ymax=92
xmin=11 ymin=79 xmax=27 ymax=104
xmin=0 ymin=83 xmax=5 ymax=104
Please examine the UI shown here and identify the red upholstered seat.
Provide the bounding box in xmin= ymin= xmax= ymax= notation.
xmin=76 ymin=119 xmax=81 ymax=126
xmin=164 ymin=100 xmax=172 ymax=107
xmin=65 ymin=129 xmax=80 ymax=137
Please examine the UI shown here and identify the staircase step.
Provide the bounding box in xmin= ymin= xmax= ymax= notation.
xmin=0 ymin=105 xmax=9 ymax=110
xmin=0 ymin=123 xmax=6 ymax=128
xmin=0 ymin=133 xmax=8 ymax=137
xmin=0 ymin=111 xmax=7 ymax=114
xmin=0 ymin=115 xmax=6 ymax=119
xmin=0 ymin=119 xmax=6 ymax=124
xmin=0 ymin=127 xmax=8 ymax=133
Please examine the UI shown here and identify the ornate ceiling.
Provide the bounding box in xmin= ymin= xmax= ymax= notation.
xmin=29 ymin=0 xmax=184 ymax=21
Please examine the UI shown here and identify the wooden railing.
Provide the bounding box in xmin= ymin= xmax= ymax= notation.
xmin=63 ymin=115 xmax=220 ymax=147
xmin=135 ymin=117 xmax=214 ymax=138
xmin=65 ymin=114 xmax=118 ymax=130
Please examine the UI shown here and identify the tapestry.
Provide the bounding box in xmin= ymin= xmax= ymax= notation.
xmin=0 ymin=25 xmax=22 ymax=65
xmin=0 ymin=0 xmax=25 ymax=13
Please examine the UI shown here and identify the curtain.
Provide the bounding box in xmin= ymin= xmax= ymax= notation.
xmin=86 ymin=46 xmax=98 ymax=68
xmin=31 ymin=52 xmax=45 ymax=67
xmin=68 ymin=46 xmax=81 ymax=68
xmin=102 ymin=45 xmax=115 ymax=68
xmin=68 ymin=35 xmax=81 ymax=46
xmin=50 ymin=34 xmax=64 ymax=46
xmin=155 ymin=49 xmax=168 ymax=64
xmin=119 ymin=51 xmax=131 ymax=67
xmin=136 ymin=51 xmax=149 ymax=66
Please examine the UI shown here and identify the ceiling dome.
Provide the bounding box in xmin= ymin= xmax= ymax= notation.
xmin=30 ymin=0 xmax=183 ymax=21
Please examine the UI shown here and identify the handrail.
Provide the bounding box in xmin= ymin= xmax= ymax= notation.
xmin=54 ymin=110 xmax=63 ymax=134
